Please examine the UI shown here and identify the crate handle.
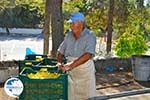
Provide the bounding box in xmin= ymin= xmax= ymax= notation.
xmin=32 ymin=61 xmax=43 ymax=67
xmin=20 ymin=67 xmax=37 ymax=75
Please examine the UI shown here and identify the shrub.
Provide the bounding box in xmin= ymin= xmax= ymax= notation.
xmin=114 ymin=31 xmax=148 ymax=57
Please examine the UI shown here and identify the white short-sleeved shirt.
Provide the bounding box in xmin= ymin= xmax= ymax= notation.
xmin=58 ymin=28 xmax=96 ymax=58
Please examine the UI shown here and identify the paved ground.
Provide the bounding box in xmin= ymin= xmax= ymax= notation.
xmin=95 ymin=72 xmax=150 ymax=100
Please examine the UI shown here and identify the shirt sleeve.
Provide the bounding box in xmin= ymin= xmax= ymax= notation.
xmin=57 ymin=37 xmax=67 ymax=55
xmin=85 ymin=33 xmax=96 ymax=55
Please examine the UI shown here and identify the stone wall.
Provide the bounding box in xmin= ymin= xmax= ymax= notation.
xmin=2 ymin=55 xmax=148 ymax=72
xmin=0 ymin=58 xmax=132 ymax=72
xmin=0 ymin=60 xmax=18 ymax=68
xmin=94 ymin=57 xmax=132 ymax=73
xmin=0 ymin=61 xmax=19 ymax=83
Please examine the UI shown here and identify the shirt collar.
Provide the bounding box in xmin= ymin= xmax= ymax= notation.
xmin=80 ymin=27 xmax=88 ymax=37
xmin=69 ymin=27 xmax=88 ymax=39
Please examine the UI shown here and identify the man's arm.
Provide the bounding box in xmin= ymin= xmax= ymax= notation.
xmin=71 ymin=52 xmax=92 ymax=68
xmin=61 ymin=52 xmax=92 ymax=71
xmin=57 ymin=51 xmax=63 ymax=64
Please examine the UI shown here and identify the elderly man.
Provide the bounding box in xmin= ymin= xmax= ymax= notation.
xmin=57 ymin=12 xmax=96 ymax=100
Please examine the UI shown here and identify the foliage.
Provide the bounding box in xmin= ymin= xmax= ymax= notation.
xmin=0 ymin=0 xmax=45 ymax=28
xmin=114 ymin=0 xmax=150 ymax=57
xmin=15 ymin=0 xmax=45 ymax=26
xmin=63 ymin=0 xmax=109 ymax=35
xmin=0 ymin=0 xmax=150 ymax=41
xmin=114 ymin=1 xmax=149 ymax=57
xmin=114 ymin=28 xmax=148 ymax=58
xmin=0 ymin=0 xmax=15 ymax=11
xmin=144 ymin=8 xmax=150 ymax=41
xmin=127 ymin=2 xmax=150 ymax=41
xmin=0 ymin=5 xmax=43 ymax=28
xmin=63 ymin=0 xmax=93 ymax=33
xmin=86 ymin=8 xmax=108 ymax=36
xmin=15 ymin=0 xmax=45 ymax=15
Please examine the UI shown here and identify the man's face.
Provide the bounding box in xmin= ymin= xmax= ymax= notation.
xmin=70 ymin=21 xmax=84 ymax=35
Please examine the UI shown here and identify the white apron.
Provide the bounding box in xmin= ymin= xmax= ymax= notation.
xmin=67 ymin=57 xmax=96 ymax=100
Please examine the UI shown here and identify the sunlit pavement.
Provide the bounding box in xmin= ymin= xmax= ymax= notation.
xmin=0 ymin=34 xmax=46 ymax=61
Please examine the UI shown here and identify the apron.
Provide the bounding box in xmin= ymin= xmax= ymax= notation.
xmin=67 ymin=57 xmax=96 ymax=100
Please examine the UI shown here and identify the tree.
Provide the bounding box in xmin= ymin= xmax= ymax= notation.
xmin=106 ymin=0 xmax=114 ymax=54
xmin=51 ymin=0 xmax=64 ymax=57
xmin=0 ymin=0 xmax=15 ymax=34
xmin=43 ymin=0 xmax=50 ymax=55
xmin=113 ymin=0 xmax=129 ymax=38
xmin=114 ymin=0 xmax=149 ymax=57
xmin=0 ymin=0 xmax=44 ymax=34
xmin=43 ymin=0 xmax=64 ymax=57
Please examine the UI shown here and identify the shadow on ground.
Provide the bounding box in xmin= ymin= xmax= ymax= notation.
xmin=137 ymin=81 xmax=150 ymax=88
xmin=95 ymin=71 xmax=149 ymax=95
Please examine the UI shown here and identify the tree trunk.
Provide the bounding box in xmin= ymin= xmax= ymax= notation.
xmin=6 ymin=27 xmax=10 ymax=35
xmin=51 ymin=0 xmax=64 ymax=58
xmin=43 ymin=0 xmax=51 ymax=55
xmin=116 ymin=0 xmax=128 ymax=38
xmin=106 ymin=0 xmax=114 ymax=54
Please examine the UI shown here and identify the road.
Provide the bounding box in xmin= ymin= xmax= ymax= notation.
xmin=0 ymin=34 xmax=51 ymax=61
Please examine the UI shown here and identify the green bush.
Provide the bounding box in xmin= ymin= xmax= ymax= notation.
xmin=114 ymin=31 xmax=148 ymax=57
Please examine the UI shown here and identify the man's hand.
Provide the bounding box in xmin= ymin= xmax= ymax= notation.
xmin=56 ymin=62 xmax=63 ymax=67
xmin=60 ymin=62 xmax=73 ymax=71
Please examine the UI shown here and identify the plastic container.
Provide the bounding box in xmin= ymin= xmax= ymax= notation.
xmin=19 ymin=67 xmax=68 ymax=100
xmin=18 ymin=58 xmax=66 ymax=72
xmin=25 ymin=54 xmax=47 ymax=60
xmin=131 ymin=55 xmax=150 ymax=81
